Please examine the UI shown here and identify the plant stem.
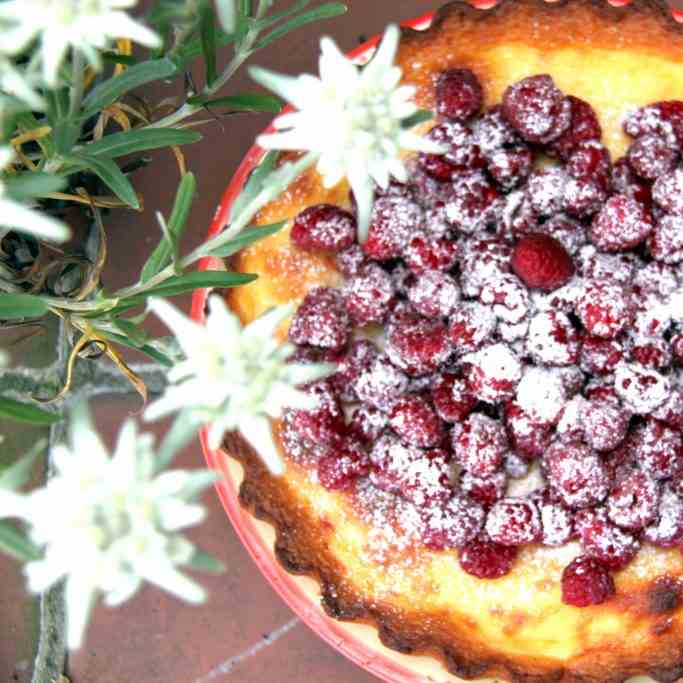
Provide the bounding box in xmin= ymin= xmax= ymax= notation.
xmin=68 ymin=50 xmax=85 ymax=121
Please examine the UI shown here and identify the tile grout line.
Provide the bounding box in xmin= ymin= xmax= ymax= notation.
xmin=193 ymin=617 xmax=300 ymax=683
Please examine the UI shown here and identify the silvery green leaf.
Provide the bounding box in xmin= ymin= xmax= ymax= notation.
xmin=0 ymin=521 xmax=41 ymax=562
xmin=0 ymin=438 xmax=45 ymax=490
xmin=215 ymin=0 xmax=237 ymax=34
xmin=188 ymin=550 xmax=225 ymax=574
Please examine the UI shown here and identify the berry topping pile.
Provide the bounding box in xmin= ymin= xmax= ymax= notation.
xmin=280 ymin=70 xmax=683 ymax=608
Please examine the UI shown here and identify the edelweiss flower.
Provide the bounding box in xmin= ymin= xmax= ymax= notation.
xmin=250 ymin=25 xmax=443 ymax=240
xmin=0 ymin=404 xmax=217 ymax=649
xmin=146 ymin=296 xmax=334 ymax=475
xmin=0 ymin=56 xmax=45 ymax=110
xmin=0 ymin=0 xmax=160 ymax=86
xmin=0 ymin=147 xmax=70 ymax=242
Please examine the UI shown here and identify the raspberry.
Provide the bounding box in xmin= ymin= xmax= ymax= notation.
xmin=607 ymin=469 xmax=660 ymax=531
xmin=574 ymin=508 xmax=639 ymax=570
xmin=627 ymin=134 xmax=678 ymax=180
xmin=630 ymin=338 xmax=672 ymax=369
xmin=633 ymin=261 xmax=679 ymax=297
xmin=335 ymin=244 xmax=366 ymax=277
xmin=342 ymin=264 xmax=395 ymax=326
xmin=330 ymin=339 xmax=378 ymax=401
xmin=502 ymin=74 xmax=571 ymax=144
xmin=544 ymin=441 xmax=609 ymax=509
xmin=400 ymin=448 xmax=454 ymax=507
xmin=436 ymin=69 xmax=484 ymax=121
xmin=611 ymin=157 xmax=653 ymax=207
xmin=526 ymin=310 xmax=580 ymax=366
xmin=369 ymin=433 xmax=421 ymax=493
xmin=421 ymin=494 xmax=485 ymax=550
xmin=516 ymin=366 xmax=568 ymax=425
xmin=537 ymin=496 xmax=574 ymax=546
xmin=561 ymin=556 xmax=615 ymax=607
xmin=430 ymin=372 xmax=477 ymax=423
xmin=463 ymin=343 xmax=522 ymax=403
xmin=317 ymin=440 xmax=370 ymax=491
xmin=480 ymin=274 xmax=529 ymax=324
xmin=422 ymin=121 xmax=485 ymax=179
xmin=652 ymin=166 xmax=683 ymax=214
xmin=614 ymin=362 xmax=671 ymax=414
xmin=289 ymin=380 xmax=345 ymax=447
xmin=623 ymin=101 xmax=683 ymax=146
xmin=452 ymin=413 xmax=507 ymax=477
xmin=562 ymin=176 xmax=608 ymax=218
xmin=541 ymin=214 xmax=586 ymax=255
xmin=643 ymin=484 xmax=683 ymax=547
xmin=631 ymin=420 xmax=683 ymax=480
xmin=459 ymin=236 xmax=513 ymax=297
xmin=485 ymin=498 xmax=541 ymax=546
xmin=511 ymin=233 xmax=574 ymax=291
xmin=447 ymin=302 xmax=497 ymax=355
xmin=354 ymin=355 xmax=409 ymax=412
xmin=349 ymin=404 xmax=386 ymax=444
xmin=580 ymin=336 xmax=624 ymax=375
xmin=386 ymin=317 xmax=451 ymax=377
xmin=472 ymin=105 xmax=519 ymax=156
xmin=418 ymin=152 xmax=461 ymax=182
xmin=504 ymin=401 xmax=553 ymax=459
xmin=403 ymin=234 xmax=459 ymax=274
xmin=389 ymin=395 xmax=444 ymax=448
xmin=291 ymin=204 xmax=356 ymax=252
xmin=526 ymin=167 xmax=567 ymax=216
xmin=459 ymin=538 xmax=517 ymax=579
xmin=589 ymin=194 xmax=654 ymax=252
xmin=649 ymin=214 xmax=683 ymax=263
xmin=581 ymin=398 xmax=629 ymax=452
xmin=505 ymin=193 xmax=539 ymax=239
xmin=548 ymin=96 xmax=602 ymax=160
xmin=461 ymin=470 xmax=507 ymax=508
xmin=576 ymin=280 xmax=631 ymax=339
xmin=407 ymin=270 xmax=460 ymax=319
xmin=444 ymin=173 xmax=500 ymax=234
xmin=289 ymin=287 xmax=351 ymax=350
xmin=577 ymin=246 xmax=636 ymax=285
xmin=487 ymin=145 xmax=533 ymax=190
xmin=652 ymin=388 xmax=683 ymax=430
xmin=566 ymin=141 xmax=611 ymax=181
xmin=363 ymin=196 xmax=423 ymax=261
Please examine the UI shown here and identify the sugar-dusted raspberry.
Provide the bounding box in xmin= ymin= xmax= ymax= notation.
xmin=548 ymin=96 xmax=602 ymax=160
xmin=566 ymin=140 xmax=611 ymax=180
xmin=389 ymin=395 xmax=444 ymax=448
xmin=541 ymin=214 xmax=587 ymax=255
xmin=563 ymin=175 xmax=608 ymax=218
xmin=526 ymin=167 xmax=567 ymax=216
xmin=576 ymin=280 xmax=632 ymax=339
xmin=502 ymin=74 xmax=571 ymax=143
xmin=431 ymin=372 xmax=477 ymax=423
xmin=461 ymin=470 xmax=507 ymax=508
xmin=630 ymin=338 xmax=672 ymax=369
xmin=480 ymin=273 xmax=529 ymax=325
xmin=537 ymin=494 xmax=574 ymax=546
xmin=627 ymin=134 xmax=679 ymax=180
xmin=526 ymin=310 xmax=580 ymax=366
xmin=544 ymin=441 xmax=609 ymax=509
xmin=504 ymin=401 xmax=553 ymax=459
xmin=643 ymin=484 xmax=683 ymax=547
xmin=516 ymin=366 xmax=568 ymax=425
xmin=349 ymin=404 xmax=386 ymax=444
xmin=607 ymin=469 xmax=660 ymax=531
xmin=463 ymin=343 xmax=522 ymax=403
xmin=424 ymin=202 xmax=452 ymax=238
xmin=614 ymin=361 xmax=671 ymax=414
xmin=448 ymin=302 xmax=497 ymax=355
xmin=289 ymin=287 xmax=351 ymax=350
xmin=317 ymin=440 xmax=370 ymax=491
xmin=363 ymin=196 xmax=423 ymax=261
xmin=289 ymin=379 xmax=345 ymax=447
xmin=452 ymin=413 xmax=507 ymax=477
xmin=369 ymin=433 xmax=421 ymax=493
xmin=342 ymin=263 xmax=395 ymax=326
xmin=574 ymin=508 xmax=640 ymax=570
xmin=459 ymin=236 xmax=513 ymax=297
xmin=633 ymin=261 xmax=679 ymax=297
xmin=649 ymin=214 xmax=683 ymax=263
xmin=436 ymin=68 xmax=484 ymax=121
xmin=558 ymin=366 xmax=585 ymax=397
xmin=426 ymin=121 xmax=486 ymax=175
xmin=485 ymin=498 xmax=541 ymax=546
xmin=459 ymin=538 xmax=517 ymax=579
xmin=631 ymin=290 xmax=671 ymax=339
xmin=611 ymin=157 xmax=653 ymax=207
xmin=421 ymin=494 xmax=485 ymax=550
xmin=472 ymin=105 xmax=520 ymax=157
xmin=407 ymin=270 xmax=460 ymax=319
xmin=386 ymin=316 xmax=451 ymax=377
xmin=444 ymin=172 xmax=500 ymax=234
xmin=589 ymin=194 xmax=654 ymax=253
xmin=401 ymin=448 xmax=454 ymax=508
xmin=487 ymin=145 xmax=533 ymax=190
xmin=673 ymin=334 xmax=683 ymax=363
xmin=403 ymin=234 xmax=459 ymax=274
xmin=576 ymin=245 xmax=637 ymax=285
xmin=505 ymin=452 xmax=531 ymax=479
xmin=561 ymin=556 xmax=615 ymax=607
xmin=388 ymin=265 xmax=415 ymax=298
xmin=418 ymin=151 xmax=461 ymax=182
xmin=335 ymin=244 xmax=366 ymax=277
xmin=631 ymin=419 xmax=683 ymax=480
xmin=291 ymin=204 xmax=357 ymax=252
xmin=330 ymin=339 xmax=378 ymax=401
xmin=623 ymin=101 xmax=683 ymax=147
xmin=511 ymin=233 xmax=574 ymax=292
xmin=354 ymin=354 xmax=409 ymax=412
xmin=583 ymin=380 xmax=621 ymax=406
xmin=504 ymin=192 xmax=540 ymax=240
xmin=581 ymin=398 xmax=629 ymax=453
xmin=652 ymin=388 xmax=683 ymax=430
xmin=652 ymin=166 xmax=683 ymax=214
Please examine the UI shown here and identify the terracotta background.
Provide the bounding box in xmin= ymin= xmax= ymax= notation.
xmin=1 ymin=1 xmax=681 ymax=682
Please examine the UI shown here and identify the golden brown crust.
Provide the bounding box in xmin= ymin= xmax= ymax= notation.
xmin=222 ymin=2 xmax=683 ymax=681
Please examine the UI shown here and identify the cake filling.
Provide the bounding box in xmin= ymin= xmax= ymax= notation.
xmin=278 ymin=69 xmax=683 ymax=608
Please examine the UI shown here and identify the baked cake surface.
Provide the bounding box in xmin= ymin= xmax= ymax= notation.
xmin=223 ymin=2 xmax=683 ymax=681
